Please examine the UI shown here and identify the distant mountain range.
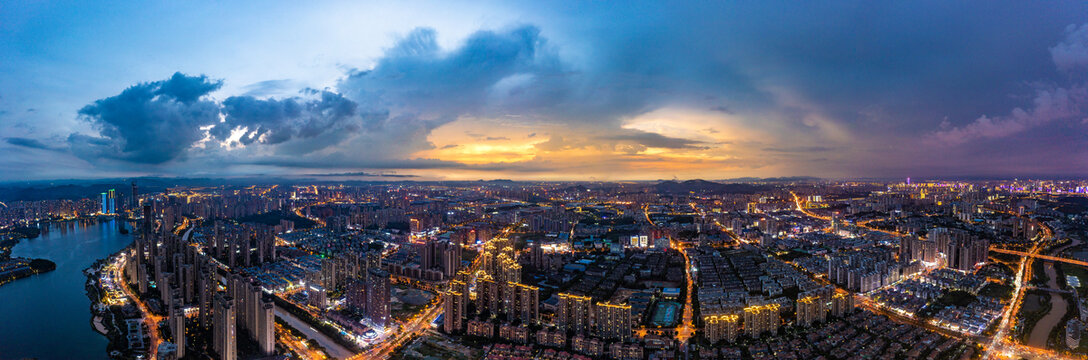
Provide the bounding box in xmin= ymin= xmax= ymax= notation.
xmin=653 ymin=179 xmax=775 ymax=194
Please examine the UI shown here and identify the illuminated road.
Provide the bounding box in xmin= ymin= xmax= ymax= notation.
xmin=990 ymin=248 xmax=1088 ymax=267
xmin=350 ymin=302 xmax=443 ymax=360
xmin=789 ymin=191 xmax=1082 ymax=359
xmin=347 ymin=224 xmax=520 ymax=359
xmin=275 ymin=306 xmax=353 ymax=359
xmin=674 ymin=240 xmax=695 ymax=343
xmin=116 ymin=251 xmax=163 ymax=359
xmin=276 ymin=322 xmax=328 ymax=360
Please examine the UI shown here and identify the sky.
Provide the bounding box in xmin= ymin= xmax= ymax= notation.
xmin=2 ymin=1 xmax=1088 ymax=181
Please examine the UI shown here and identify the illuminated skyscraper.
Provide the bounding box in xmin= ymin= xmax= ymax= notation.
xmin=795 ymin=291 xmax=826 ymax=327
xmin=594 ymin=302 xmax=632 ymax=341
xmin=703 ymin=311 xmax=739 ymax=344
xmin=366 ymin=269 xmax=391 ymax=328
xmin=257 ymin=297 xmax=275 ymax=355
xmin=831 ymin=291 xmax=855 ymax=317
xmin=108 ymin=188 xmax=116 ymax=214
xmin=170 ymin=304 xmax=186 ymax=358
xmin=556 ymin=292 xmax=592 ymax=334
xmin=742 ymin=300 xmax=780 ymax=337
xmin=214 ymin=294 xmax=236 ymax=360
xmin=442 ymin=288 xmax=466 ymax=334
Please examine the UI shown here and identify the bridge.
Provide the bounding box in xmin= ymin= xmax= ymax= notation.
xmin=990 ymin=247 xmax=1088 ymax=267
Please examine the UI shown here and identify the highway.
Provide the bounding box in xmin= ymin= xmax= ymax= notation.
xmin=990 ymin=248 xmax=1088 ymax=267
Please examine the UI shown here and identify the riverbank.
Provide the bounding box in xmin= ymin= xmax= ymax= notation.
xmin=0 ymin=231 xmax=57 ymax=287
xmin=84 ymin=251 xmax=145 ymax=359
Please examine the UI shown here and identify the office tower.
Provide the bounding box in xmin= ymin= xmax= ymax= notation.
xmin=366 ymin=269 xmax=391 ymax=328
xmin=108 ymin=189 xmax=116 ymax=214
xmin=170 ymin=304 xmax=186 ymax=358
xmin=556 ymin=292 xmax=592 ymax=333
xmin=131 ymin=181 xmax=138 ymax=210
xmin=101 ymin=193 xmax=108 ymax=214
xmin=594 ymin=302 xmax=632 ymax=341
xmin=257 ymin=297 xmax=275 ymax=355
xmin=795 ymin=291 xmax=826 ymax=327
xmin=742 ymin=300 xmax=780 ymax=337
xmin=703 ymin=311 xmax=740 ymax=344
xmin=214 ymin=294 xmax=237 ymax=360
xmin=442 ymin=288 xmax=466 ymax=334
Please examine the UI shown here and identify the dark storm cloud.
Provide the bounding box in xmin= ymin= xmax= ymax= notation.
xmin=338 ymin=26 xmax=569 ymax=124
xmin=5 ymin=137 xmax=62 ymax=151
xmin=762 ymin=146 xmax=836 ymax=153
xmin=48 ymin=2 xmax=1088 ymax=178
xmin=71 ymin=72 xmax=222 ymax=164
xmin=303 ymin=171 xmax=419 ymax=178
xmin=601 ymin=131 xmax=704 ymax=149
xmin=215 ymin=90 xmax=381 ymax=154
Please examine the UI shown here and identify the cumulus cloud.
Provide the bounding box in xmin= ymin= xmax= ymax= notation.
xmin=1052 ymin=24 xmax=1088 ymax=71
xmin=932 ymin=24 xmax=1088 ymax=146
xmin=931 ymin=85 xmax=1088 ymax=145
xmin=214 ymin=90 xmax=380 ymax=154
xmin=338 ymin=26 xmax=568 ymax=123
xmin=72 ymin=72 xmax=222 ymax=164
xmin=44 ymin=9 xmax=1088 ymax=179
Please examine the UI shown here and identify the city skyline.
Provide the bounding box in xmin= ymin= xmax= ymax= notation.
xmin=3 ymin=2 xmax=1088 ymax=181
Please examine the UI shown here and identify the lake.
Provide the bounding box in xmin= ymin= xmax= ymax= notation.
xmin=0 ymin=219 xmax=130 ymax=360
